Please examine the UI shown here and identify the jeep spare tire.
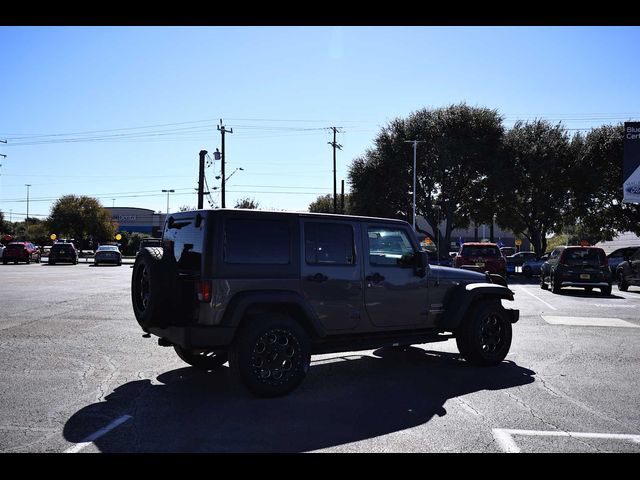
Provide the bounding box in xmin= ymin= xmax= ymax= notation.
xmin=131 ymin=246 xmax=178 ymax=330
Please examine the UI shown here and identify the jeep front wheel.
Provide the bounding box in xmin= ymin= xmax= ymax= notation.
xmin=174 ymin=345 xmax=228 ymax=370
xmin=230 ymin=314 xmax=311 ymax=397
xmin=456 ymin=301 xmax=512 ymax=366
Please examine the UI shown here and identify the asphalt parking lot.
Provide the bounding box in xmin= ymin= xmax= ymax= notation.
xmin=0 ymin=263 xmax=638 ymax=453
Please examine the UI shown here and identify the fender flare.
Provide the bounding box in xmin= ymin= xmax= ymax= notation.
xmin=221 ymin=290 xmax=326 ymax=337
xmin=440 ymin=283 xmax=517 ymax=332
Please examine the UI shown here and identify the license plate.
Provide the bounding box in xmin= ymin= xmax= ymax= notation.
xmin=580 ymin=274 xmax=590 ymax=280
xmin=475 ymin=262 xmax=485 ymax=267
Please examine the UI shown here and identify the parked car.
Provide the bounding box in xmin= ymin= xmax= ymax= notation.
xmin=94 ymin=245 xmax=123 ymax=266
xmin=506 ymin=251 xmax=537 ymax=275
xmin=454 ymin=242 xmax=507 ymax=277
xmin=540 ymin=246 xmax=612 ymax=295
xmin=137 ymin=237 xmax=162 ymax=254
xmin=2 ymin=242 xmax=41 ymax=264
xmin=131 ymin=210 xmax=519 ymax=397
xmin=48 ymin=242 xmax=78 ymax=265
xmin=607 ymin=246 xmax=640 ymax=274
xmin=0 ymin=244 xmax=5 ymax=259
xmin=500 ymin=246 xmax=517 ymax=257
xmin=615 ymin=248 xmax=640 ymax=291
xmin=521 ymin=253 xmax=550 ymax=277
xmin=427 ymin=251 xmax=453 ymax=267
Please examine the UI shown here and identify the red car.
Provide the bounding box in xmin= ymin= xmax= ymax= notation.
xmin=2 ymin=242 xmax=41 ymax=264
xmin=454 ymin=242 xmax=506 ymax=277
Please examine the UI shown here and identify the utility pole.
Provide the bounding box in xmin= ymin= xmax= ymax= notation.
xmin=198 ymin=150 xmax=207 ymax=209
xmin=404 ymin=140 xmax=426 ymax=231
xmin=328 ymin=127 xmax=342 ymax=213
xmin=217 ymin=119 xmax=233 ymax=208
xmin=25 ymin=184 xmax=31 ymax=222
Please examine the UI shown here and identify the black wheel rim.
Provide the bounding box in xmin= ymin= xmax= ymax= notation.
xmin=250 ymin=328 xmax=302 ymax=386
xmin=480 ymin=313 xmax=505 ymax=354
xmin=135 ymin=264 xmax=150 ymax=312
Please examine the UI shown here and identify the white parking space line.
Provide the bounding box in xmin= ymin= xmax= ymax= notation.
xmin=492 ymin=428 xmax=640 ymax=453
xmin=63 ymin=415 xmax=132 ymax=453
xmin=541 ymin=316 xmax=639 ymax=328
xmin=516 ymin=287 xmax=558 ymax=310
xmin=592 ymin=303 xmax=636 ymax=308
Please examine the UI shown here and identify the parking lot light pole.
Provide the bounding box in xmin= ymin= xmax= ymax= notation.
xmin=162 ymin=189 xmax=175 ymax=217
xmin=404 ymin=140 xmax=425 ymax=231
xmin=25 ymin=184 xmax=31 ymax=221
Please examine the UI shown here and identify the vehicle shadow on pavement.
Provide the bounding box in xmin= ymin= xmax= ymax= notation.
xmin=551 ymin=289 xmax=626 ymax=299
xmin=63 ymin=348 xmax=535 ymax=452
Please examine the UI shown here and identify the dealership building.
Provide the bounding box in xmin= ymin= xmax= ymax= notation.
xmin=106 ymin=207 xmax=165 ymax=236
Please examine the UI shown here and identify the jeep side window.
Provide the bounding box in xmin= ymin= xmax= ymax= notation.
xmin=224 ymin=218 xmax=290 ymax=264
xmin=304 ymin=223 xmax=355 ymax=265
xmin=368 ymin=227 xmax=414 ymax=266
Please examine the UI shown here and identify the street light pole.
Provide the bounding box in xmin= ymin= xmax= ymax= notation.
xmin=25 ymin=184 xmax=31 ymax=222
xmin=404 ymin=140 xmax=425 ymax=231
xmin=162 ymin=189 xmax=175 ymax=216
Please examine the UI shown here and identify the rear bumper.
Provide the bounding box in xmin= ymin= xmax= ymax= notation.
xmin=95 ymin=257 xmax=121 ymax=263
xmin=561 ymin=281 xmax=610 ymax=288
xmin=50 ymin=256 xmax=76 ymax=262
xmin=148 ymin=325 xmax=236 ymax=349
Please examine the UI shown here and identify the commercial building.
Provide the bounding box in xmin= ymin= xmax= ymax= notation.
xmin=105 ymin=207 xmax=165 ymax=236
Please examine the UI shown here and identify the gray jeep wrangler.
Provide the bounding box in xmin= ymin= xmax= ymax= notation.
xmin=131 ymin=209 xmax=518 ymax=397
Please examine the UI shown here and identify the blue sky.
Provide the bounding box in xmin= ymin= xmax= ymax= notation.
xmin=1 ymin=26 xmax=639 ymax=221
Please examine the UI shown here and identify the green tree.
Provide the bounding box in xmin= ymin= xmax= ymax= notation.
xmin=308 ymin=193 xmax=352 ymax=214
xmin=234 ymin=197 xmax=260 ymax=209
xmin=349 ymin=103 xmax=505 ymax=258
xmin=0 ymin=211 xmax=12 ymax=238
xmin=122 ymin=232 xmax=150 ymax=256
xmin=567 ymin=124 xmax=640 ymax=242
xmin=48 ymin=195 xmax=117 ymax=245
xmin=493 ymin=120 xmax=573 ymax=256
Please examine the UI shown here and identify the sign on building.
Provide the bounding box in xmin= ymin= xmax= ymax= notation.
xmin=623 ymin=122 xmax=640 ymax=204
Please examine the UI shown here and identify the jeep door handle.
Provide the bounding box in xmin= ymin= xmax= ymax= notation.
xmin=365 ymin=273 xmax=385 ymax=283
xmin=307 ymin=273 xmax=329 ymax=283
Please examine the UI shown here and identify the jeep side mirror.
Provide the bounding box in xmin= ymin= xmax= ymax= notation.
xmin=413 ymin=251 xmax=428 ymax=277
xmin=417 ymin=251 xmax=428 ymax=269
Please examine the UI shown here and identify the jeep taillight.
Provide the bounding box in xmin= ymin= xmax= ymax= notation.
xmin=196 ymin=281 xmax=211 ymax=303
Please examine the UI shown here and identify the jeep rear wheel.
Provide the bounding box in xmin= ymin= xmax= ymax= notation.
xmin=456 ymin=301 xmax=512 ymax=366
xmin=230 ymin=314 xmax=311 ymax=397
xmin=174 ymin=345 xmax=228 ymax=370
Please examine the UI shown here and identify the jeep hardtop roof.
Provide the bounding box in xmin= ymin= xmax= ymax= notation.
xmin=166 ymin=208 xmax=411 ymax=226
